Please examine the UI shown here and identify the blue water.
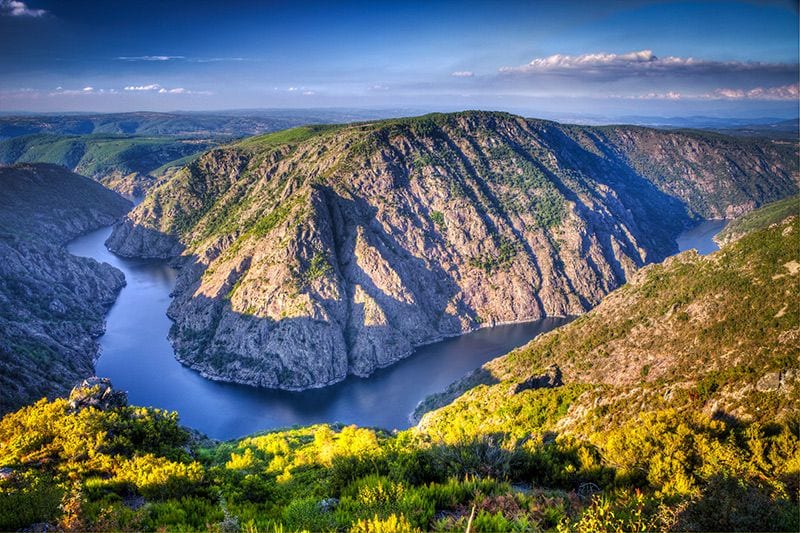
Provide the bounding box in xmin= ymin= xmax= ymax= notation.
xmin=676 ymin=219 xmax=727 ymax=255
xmin=67 ymin=226 xmax=569 ymax=439
xmin=66 ymin=220 xmax=725 ymax=440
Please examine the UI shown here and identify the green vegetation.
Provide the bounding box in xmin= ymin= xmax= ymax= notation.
xmin=0 ymin=134 xmax=215 ymax=182
xmin=6 ymin=217 xmax=798 ymax=531
xmin=237 ymin=125 xmax=341 ymax=150
xmin=469 ymin=236 xmax=518 ymax=273
xmin=429 ymin=210 xmax=446 ymax=231
xmin=301 ymin=251 xmax=334 ymax=286
xmin=716 ymin=194 xmax=799 ymax=244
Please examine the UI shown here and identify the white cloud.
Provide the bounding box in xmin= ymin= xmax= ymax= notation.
xmin=0 ymin=0 xmax=47 ymax=17
xmin=450 ymin=71 xmax=474 ymax=78
xmin=618 ymin=83 xmax=799 ymax=101
xmin=116 ymin=56 xmax=185 ymax=61
xmin=51 ymin=86 xmax=117 ymax=96
xmin=189 ymin=57 xmax=246 ymax=63
xmin=498 ymin=49 xmax=795 ymax=81
xmin=708 ymin=83 xmax=799 ymax=100
xmin=124 ymin=84 xmax=162 ymax=91
xmin=123 ymin=83 xmax=210 ymax=95
xmin=369 ymin=84 xmax=390 ymax=91
xmin=628 ymin=91 xmax=684 ymax=100
xmin=115 ymin=56 xmax=249 ymax=63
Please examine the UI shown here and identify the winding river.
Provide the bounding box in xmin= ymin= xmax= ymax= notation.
xmin=66 ymin=220 xmax=725 ymax=440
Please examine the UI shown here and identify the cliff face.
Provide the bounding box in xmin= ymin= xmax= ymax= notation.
xmin=107 ymin=112 xmax=799 ymax=390
xmin=0 ymin=163 xmax=131 ymax=413
xmin=416 ymin=215 xmax=800 ymax=437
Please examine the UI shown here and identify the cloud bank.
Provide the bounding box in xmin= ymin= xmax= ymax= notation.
xmin=0 ymin=0 xmax=46 ymax=17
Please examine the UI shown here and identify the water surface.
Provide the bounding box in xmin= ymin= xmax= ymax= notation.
xmin=68 ymin=227 xmax=569 ymax=439
xmin=676 ymin=219 xmax=727 ymax=255
xmin=67 ymin=220 xmax=725 ymax=439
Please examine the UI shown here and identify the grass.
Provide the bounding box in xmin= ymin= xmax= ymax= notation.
xmin=236 ymin=125 xmax=342 ymax=150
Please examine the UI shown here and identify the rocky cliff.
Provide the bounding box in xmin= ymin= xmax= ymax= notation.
xmin=0 ymin=163 xmax=131 ymax=413
xmin=416 ymin=215 xmax=799 ymax=437
xmin=107 ymin=112 xmax=798 ymax=390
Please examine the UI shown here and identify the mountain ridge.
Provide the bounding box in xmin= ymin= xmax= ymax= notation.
xmin=0 ymin=163 xmax=131 ymax=413
xmin=107 ymin=111 xmax=798 ymax=391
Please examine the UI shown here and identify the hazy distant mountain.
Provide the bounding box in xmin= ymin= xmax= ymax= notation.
xmin=0 ymin=109 xmax=423 ymax=140
xmin=0 ymin=134 xmax=217 ymax=196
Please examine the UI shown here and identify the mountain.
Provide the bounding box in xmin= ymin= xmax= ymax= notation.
xmin=0 ymin=216 xmax=797 ymax=532
xmin=0 ymin=134 xmax=216 ymax=196
xmin=0 ymin=163 xmax=131 ymax=414
xmin=106 ymin=111 xmax=798 ymax=391
xmin=415 ymin=213 xmax=799 ymax=430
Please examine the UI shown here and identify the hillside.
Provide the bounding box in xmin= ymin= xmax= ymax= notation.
xmin=0 ymin=164 xmax=131 ymax=413
xmin=715 ymin=194 xmax=799 ymax=245
xmin=0 ymin=134 xmax=216 ymax=196
xmin=0 ymin=219 xmax=797 ymax=532
xmin=416 ymin=214 xmax=799 ymax=432
xmin=106 ymin=112 xmax=798 ymax=391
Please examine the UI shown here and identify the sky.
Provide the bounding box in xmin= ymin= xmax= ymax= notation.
xmin=0 ymin=0 xmax=798 ymax=118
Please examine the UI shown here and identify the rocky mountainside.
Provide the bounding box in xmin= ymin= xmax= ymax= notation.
xmin=0 ymin=163 xmax=131 ymax=414
xmin=415 ymin=214 xmax=799 ymax=441
xmin=2 ymin=218 xmax=797 ymax=532
xmin=107 ymin=111 xmax=798 ymax=391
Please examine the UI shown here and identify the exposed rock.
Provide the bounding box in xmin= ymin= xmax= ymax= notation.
xmin=68 ymin=377 xmax=128 ymax=411
xmin=511 ymin=364 xmax=563 ymax=394
xmin=107 ymin=112 xmax=798 ymax=391
xmin=418 ymin=216 xmax=800 ymax=436
xmin=755 ymin=369 xmax=797 ymax=393
xmin=0 ymin=164 xmax=131 ymax=414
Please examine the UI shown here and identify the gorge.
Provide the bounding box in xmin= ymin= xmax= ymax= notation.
xmin=105 ymin=112 xmax=797 ymax=393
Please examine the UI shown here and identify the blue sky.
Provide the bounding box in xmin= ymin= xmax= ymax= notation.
xmin=0 ymin=0 xmax=797 ymax=117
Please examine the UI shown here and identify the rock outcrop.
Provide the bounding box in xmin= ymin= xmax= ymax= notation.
xmin=107 ymin=112 xmax=799 ymax=391
xmin=68 ymin=377 xmax=128 ymax=411
xmin=0 ymin=163 xmax=131 ymax=413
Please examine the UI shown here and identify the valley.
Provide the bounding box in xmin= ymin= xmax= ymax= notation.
xmin=107 ymin=112 xmax=797 ymax=393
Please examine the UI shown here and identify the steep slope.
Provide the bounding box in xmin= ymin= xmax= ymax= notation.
xmin=0 ymin=164 xmax=131 ymax=413
xmin=0 ymin=134 xmax=216 ymax=196
xmin=416 ymin=215 xmax=799 ymax=436
xmin=2 ymin=217 xmax=799 ymax=533
xmin=107 ymin=112 xmax=798 ymax=390
xmin=715 ymin=194 xmax=799 ymax=245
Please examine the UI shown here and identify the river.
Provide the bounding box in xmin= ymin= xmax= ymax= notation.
xmin=66 ymin=220 xmax=724 ymax=439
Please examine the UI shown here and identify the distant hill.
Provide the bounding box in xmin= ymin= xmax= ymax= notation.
xmin=106 ymin=111 xmax=798 ymax=393
xmin=0 ymin=134 xmax=216 ymax=196
xmin=0 ymin=163 xmax=131 ymax=413
xmin=0 ymin=109 xmax=412 ymax=140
